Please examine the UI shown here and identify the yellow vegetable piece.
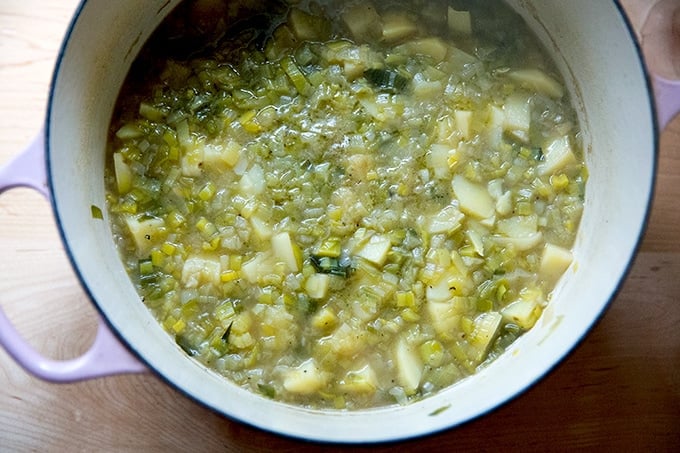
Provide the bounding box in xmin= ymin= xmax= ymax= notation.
xmin=452 ymin=174 xmax=495 ymax=219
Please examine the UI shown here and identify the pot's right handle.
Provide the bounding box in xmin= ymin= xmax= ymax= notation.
xmin=653 ymin=75 xmax=680 ymax=131
xmin=642 ymin=0 xmax=680 ymax=130
xmin=0 ymin=131 xmax=147 ymax=382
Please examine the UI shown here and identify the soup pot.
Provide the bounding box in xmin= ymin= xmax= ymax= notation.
xmin=0 ymin=0 xmax=677 ymax=444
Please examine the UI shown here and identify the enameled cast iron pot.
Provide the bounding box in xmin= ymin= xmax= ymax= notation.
xmin=1 ymin=0 xmax=678 ymax=443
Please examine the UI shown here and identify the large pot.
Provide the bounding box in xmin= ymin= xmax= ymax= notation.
xmin=0 ymin=0 xmax=677 ymax=444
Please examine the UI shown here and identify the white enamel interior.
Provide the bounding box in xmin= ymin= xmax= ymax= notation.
xmin=46 ymin=0 xmax=656 ymax=443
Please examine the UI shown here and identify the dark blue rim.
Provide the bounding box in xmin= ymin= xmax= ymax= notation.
xmin=43 ymin=0 xmax=660 ymax=445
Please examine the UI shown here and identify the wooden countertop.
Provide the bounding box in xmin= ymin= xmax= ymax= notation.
xmin=1 ymin=1 xmax=678 ymax=450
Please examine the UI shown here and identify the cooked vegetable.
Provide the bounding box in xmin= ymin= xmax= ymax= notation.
xmin=447 ymin=7 xmax=472 ymax=36
xmin=310 ymin=255 xmax=351 ymax=277
xmin=90 ymin=205 xmax=103 ymax=220
xmin=381 ymin=12 xmax=418 ymax=43
xmin=508 ymin=68 xmax=565 ymax=99
xmin=106 ymin=0 xmax=586 ymax=410
xmin=452 ymin=175 xmax=495 ymax=220
xmin=395 ymin=337 xmax=423 ymax=394
xmin=364 ymin=68 xmax=410 ymax=93
xmin=539 ymin=243 xmax=574 ymax=285
xmin=341 ymin=3 xmax=382 ymax=43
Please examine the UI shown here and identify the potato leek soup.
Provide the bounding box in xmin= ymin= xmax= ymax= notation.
xmin=105 ymin=0 xmax=586 ymax=409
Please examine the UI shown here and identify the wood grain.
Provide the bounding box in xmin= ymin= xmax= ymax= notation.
xmin=1 ymin=0 xmax=679 ymax=451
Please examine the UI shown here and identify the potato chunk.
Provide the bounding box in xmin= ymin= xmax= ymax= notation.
xmin=508 ymin=69 xmax=564 ymax=99
xmin=382 ymin=13 xmax=418 ymax=43
xmin=271 ymin=232 xmax=302 ymax=272
xmin=539 ymin=243 xmax=574 ymax=285
xmin=452 ymin=174 xmax=495 ymax=219
xmin=395 ymin=337 xmax=423 ymax=394
xmin=181 ymin=255 xmax=221 ymax=288
xmin=125 ymin=215 xmax=165 ymax=256
xmin=342 ymin=3 xmax=382 ymax=43
xmin=283 ymin=360 xmax=327 ymax=395
xmin=538 ymin=136 xmax=576 ymax=176
xmin=355 ymin=234 xmax=392 ymax=267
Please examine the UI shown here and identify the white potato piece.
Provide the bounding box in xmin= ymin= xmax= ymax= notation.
xmin=454 ymin=109 xmax=473 ymax=140
xmin=494 ymin=215 xmax=543 ymax=251
xmin=397 ymin=37 xmax=449 ymax=63
xmin=538 ymin=136 xmax=576 ymax=176
xmin=486 ymin=105 xmax=505 ymax=149
xmin=355 ymin=234 xmax=392 ymax=267
xmin=125 ymin=215 xmax=165 ymax=256
xmin=539 ymin=243 xmax=574 ymax=285
xmin=502 ymin=298 xmax=541 ymax=330
xmin=239 ymin=164 xmax=266 ymax=196
xmin=181 ymin=147 xmax=204 ymax=177
xmin=271 ymin=232 xmax=302 ymax=272
xmin=426 ymin=273 xmax=453 ymax=303
xmin=339 ymin=365 xmax=378 ymax=394
xmin=508 ymin=68 xmax=564 ymax=98
xmin=202 ymin=140 xmax=241 ymax=168
xmin=181 ymin=255 xmax=222 ymax=288
xmin=452 ymin=174 xmax=495 ymax=219
xmin=447 ymin=7 xmax=472 ymax=35
xmin=382 ymin=13 xmax=418 ymax=43
xmin=428 ymin=205 xmax=464 ymax=234
xmin=427 ymin=299 xmax=462 ymax=336
xmin=395 ymin=337 xmax=423 ymax=394
xmin=342 ymin=3 xmax=382 ymax=43
xmin=250 ymin=216 xmax=272 ymax=241
xmin=113 ymin=152 xmax=132 ymax=194
xmin=503 ymin=93 xmax=531 ymax=143
xmin=240 ymin=252 xmax=274 ymax=283
xmin=283 ymin=360 xmax=327 ymax=395
xmin=305 ymin=273 xmax=331 ymax=299
xmin=427 ymin=143 xmax=453 ymax=179
xmin=495 ymin=190 xmax=513 ymax=216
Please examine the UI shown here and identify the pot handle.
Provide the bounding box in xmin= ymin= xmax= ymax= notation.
xmin=641 ymin=0 xmax=680 ymax=130
xmin=653 ymin=75 xmax=680 ymax=130
xmin=0 ymin=130 xmax=147 ymax=382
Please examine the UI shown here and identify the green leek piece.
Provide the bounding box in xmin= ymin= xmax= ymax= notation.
xmin=281 ymin=56 xmax=311 ymax=95
xmin=364 ymin=68 xmax=409 ymax=93
xmin=310 ymin=255 xmax=350 ymax=277
xmin=90 ymin=205 xmax=103 ymax=220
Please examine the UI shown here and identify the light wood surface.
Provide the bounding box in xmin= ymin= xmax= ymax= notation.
xmin=1 ymin=1 xmax=678 ymax=451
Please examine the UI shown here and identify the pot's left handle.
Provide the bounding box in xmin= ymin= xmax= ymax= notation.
xmin=0 ymin=130 xmax=147 ymax=382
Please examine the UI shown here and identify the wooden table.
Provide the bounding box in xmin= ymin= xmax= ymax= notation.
xmin=1 ymin=1 xmax=678 ymax=450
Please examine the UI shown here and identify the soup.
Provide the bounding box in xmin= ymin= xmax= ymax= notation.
xmin=105 ymin=0 xmax=586 ymax=409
